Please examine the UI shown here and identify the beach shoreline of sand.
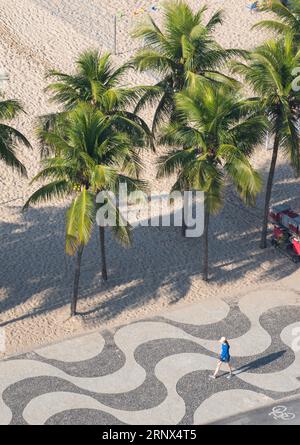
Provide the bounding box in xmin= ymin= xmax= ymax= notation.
xmin=0 ymin=0 xmax=299 ymax=358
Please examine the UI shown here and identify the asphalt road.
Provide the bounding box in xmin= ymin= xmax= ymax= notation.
xmin=211 ymin=397 xmax=300 ymax=425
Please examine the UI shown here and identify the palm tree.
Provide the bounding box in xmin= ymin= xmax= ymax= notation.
xmin=157 ymin=77 xmax=266 ymax=280
xmin=24 ymin=104 xmax=146 ymax=315
xmin=253 ymin=0 xmax=300 ymax=42
xmin=41 ymin=50 xmax=153 ymax=149
xmin=232 ymin=34 xmax=300 ymax=249
xmin=132 ymin=0 xmax=242 ymax=134
xmin=39 ymin=50 xmax=152 ymax=280
xmin=0 ymin=98 xmax=30 ymax=175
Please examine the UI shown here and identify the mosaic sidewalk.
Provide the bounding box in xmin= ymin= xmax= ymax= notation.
xmin=1 ymin=288 xmax=300 ymax=425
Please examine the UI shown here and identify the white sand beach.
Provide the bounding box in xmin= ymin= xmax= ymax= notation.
xmin=0 ymin=0 xmax=299 ymax=357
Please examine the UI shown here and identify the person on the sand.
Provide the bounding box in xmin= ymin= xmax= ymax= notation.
xmin=247 ymin=1 xmax=259 ymax=13
xmin=210 ymin=337 xmax=233 ymax=379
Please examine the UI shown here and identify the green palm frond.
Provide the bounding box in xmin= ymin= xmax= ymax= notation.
xmin=281 ymin=109 xmax=300 ymax=176
xmin=117 ymin=175 xmax=149 ymax=194
xmin=0 ymin=133 xmax=27 ymax=176
xmin=157 ymin=147 xmax=195 ymax=178
xmin=23 ymin=180 xmax=71 ymax=211
xmin=253 ymin=0 xmax=300 ymax=40
xmin=202 ymin=168 xmax=224 ymax=214
xmin=152 ymin=92 xmax=175 ymax=133
xmin=28 ymin=100 xmax=148 ymax=250
xmin=157 ymin=75 xmax=263 ymax=216
xmin=43 ymin=51 xmax=153 ymax=158
xmin=205 ymin=10 xmax=224 ymax=32
xmin=131 ymin=0 xmax=240 ymax=134
xmin=96 ymin=193 xmax=132 ymax=246
xmin=232 ymin=33 xmax=300 ymax=174
xmin=46 ymin=51 xmax=141 ymax=113
xmin=218 ymin=144 xmax=262 ymax=205
xmin=133 ymin=50 xmax=177 ymax=74
xmin=0 ymin=100 xmax=24 ymax=120
xmin=253 ymin=20 xmax=289 ymax=34
xmin=66 ymin=188 xmax=96 ymax=255
xmin=159 ymin=122 xmax=204 ymax=148
xmin=91 ymin=164 xmax=118 ymax=191
xmin=110 ymin=206 xmax=131 ymax=247
xmin=116 ymin=111 xmax=154 ymax=150
xmin=0 ymin=100 xmax=31 ymax=175
xmin=134 ymin=84 xmax=166 ymax=115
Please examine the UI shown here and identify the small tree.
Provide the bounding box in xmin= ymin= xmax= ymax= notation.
xmin=158 ymin=77 xmax=266 ymax=280
xmin=233 ymin=34 xmax=300 ymax=248
xmin=24 ymin=104 xmax=146 ymax=315
xmin=132 ymin=0 xmax=242 ymax=134
xmin=0 ymin=98 xmax=30 ymax=175
xmin=38 ymin=51 xmax=152 ymax=280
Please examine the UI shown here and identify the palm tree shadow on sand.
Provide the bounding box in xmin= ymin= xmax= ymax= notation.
xmin=0 ymin=162 xmax=299 ymax=328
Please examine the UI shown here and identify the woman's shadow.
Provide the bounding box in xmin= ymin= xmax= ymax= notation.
xmin=233 ymin=350 xmax=287 ymax=376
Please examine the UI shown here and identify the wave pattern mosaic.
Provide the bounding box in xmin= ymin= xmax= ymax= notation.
xmin=1 ymin=288 xmax=300 ymax=425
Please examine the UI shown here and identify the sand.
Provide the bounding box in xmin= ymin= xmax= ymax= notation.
xmin=0 ymin=0 xmax=299 ymax=358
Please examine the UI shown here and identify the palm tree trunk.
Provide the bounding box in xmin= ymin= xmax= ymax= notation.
xmin=182 ymin=208 xmax=187 ymax=237
xmin=181 ymin=190 xmax=188 ymax=237
xmin=203 ymin=204 xmax=210 ymax=282
xmin=71 ymin=245 xmax=84 ymax=317
xmin=260 ymin=134 xmax=280 ymax=249
xmin=99 ymin=226 xmax=108 ymax=281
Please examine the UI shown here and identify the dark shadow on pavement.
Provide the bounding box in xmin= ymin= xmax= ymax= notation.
xmin=234 ymin=350 xmax=287 ymax=375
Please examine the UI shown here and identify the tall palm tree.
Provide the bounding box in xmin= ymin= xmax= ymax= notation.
xmin=253 ymin=0 xmax=300 ymax=42
xmin=41 ymin=50 xmax=153 ymax=149
xmin=24 ymin=104 xmax=146 ymax=315
xmin=157 ymin=77 xmax=266 ymax=280
xmin=0 ymin=98 xmax=30 ymax=175
xmin=232 ymin=34 xmax=300 ymax=249
xmin=39 ymin=50 xmax=152 ymax=280
xmin=132 ymin=0 xmax=242 ymax=134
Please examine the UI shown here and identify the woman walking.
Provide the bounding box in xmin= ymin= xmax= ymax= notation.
xmin=210 ymin=337 xmax=233 ymax=379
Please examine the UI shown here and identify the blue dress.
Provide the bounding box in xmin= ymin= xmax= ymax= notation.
xmin=220 ymin=343 xmax=230 ymax=363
